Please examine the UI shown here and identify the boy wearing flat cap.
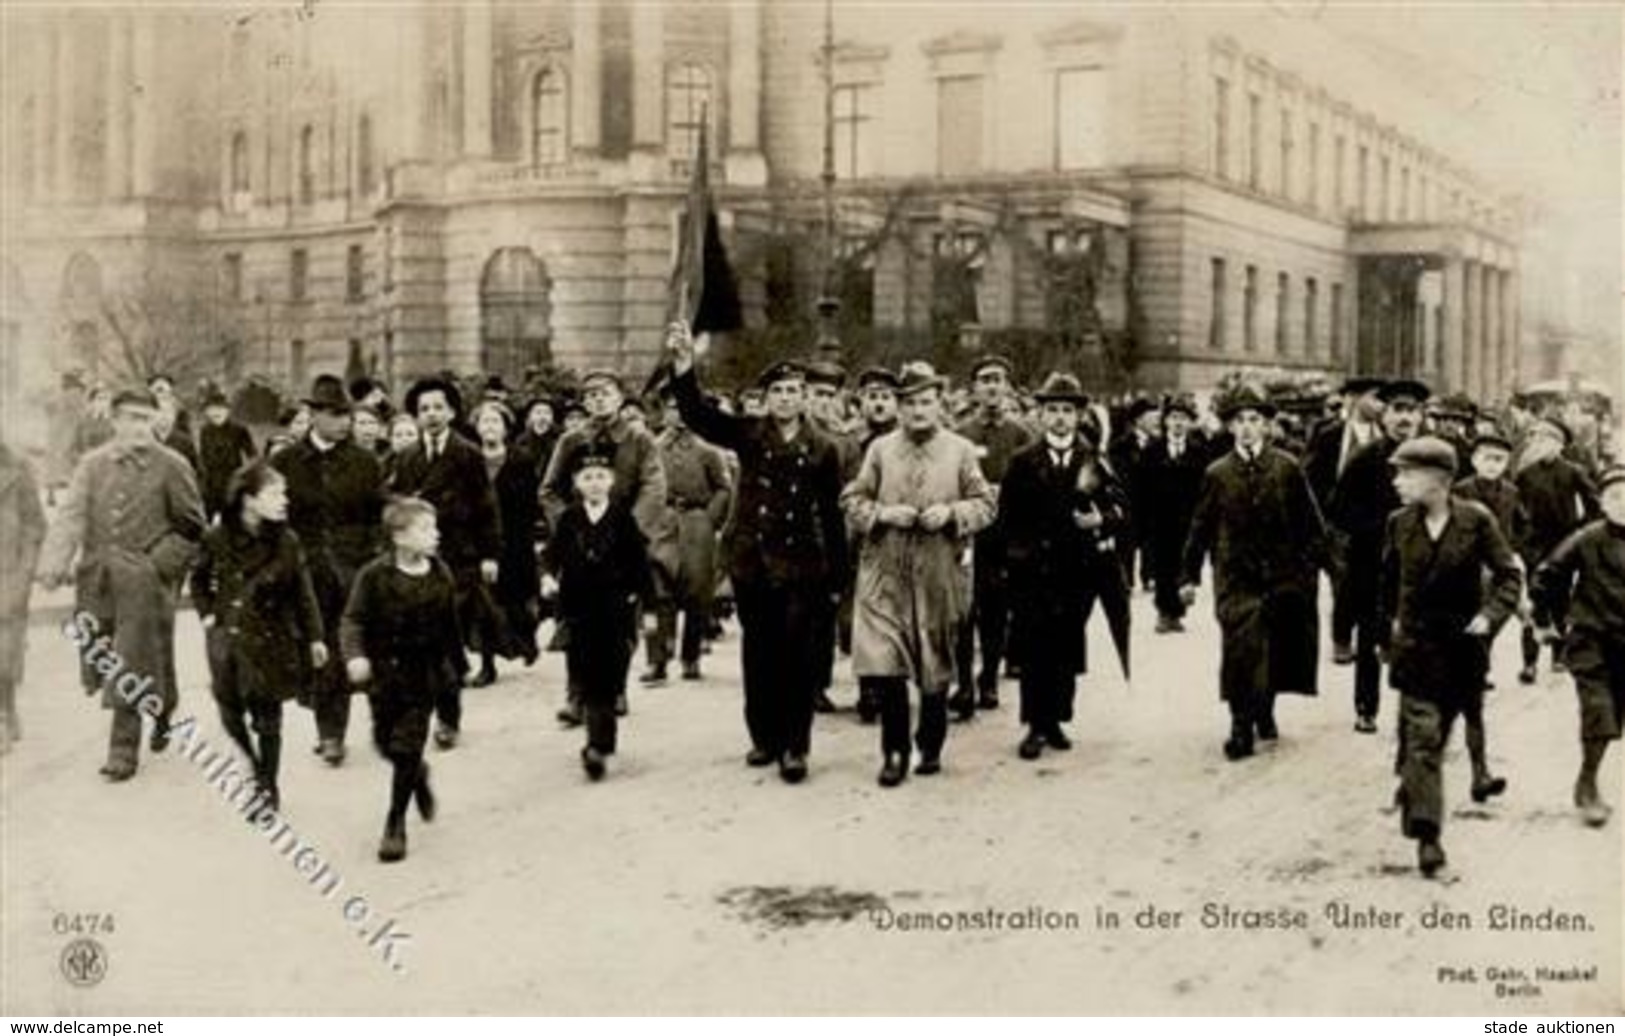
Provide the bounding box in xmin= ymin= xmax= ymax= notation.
xmin=1514 ymin=416 xmax=1598 ymax=684
xmin=1530 ymin=465 xmax=1625 ymax=828
xmin=1378 ymin=436 xmax=1521 ymax=877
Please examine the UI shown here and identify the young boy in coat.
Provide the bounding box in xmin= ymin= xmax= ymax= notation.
xmin=1379 ymin=437 xmax=1522 ymax=877
xmin=542 ymin=448 xmax=655 ymax=781
xmin=1531 ymin=465 xmax=1625 ymax=828
xmin=191 ymin=461 xmax=326 ymax=813
xmin=341 ymin=497 xmax=466 ymax=862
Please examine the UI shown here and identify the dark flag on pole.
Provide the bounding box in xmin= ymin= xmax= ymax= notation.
xmin=646 ymin=108 xmax=741 ymax=395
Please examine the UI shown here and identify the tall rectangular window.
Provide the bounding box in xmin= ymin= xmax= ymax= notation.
xmin=1212 ymin=76 xmax=1231 ymax=178
xmin=1055 ymin=67 xmax=1108 ymax=170
xmin=1333 ymin=134 xmax=1347 ymax=213
xmin=1399 ymin=167 xmax=1411 ymax=221
xmin=1304 ymin=276 xmax=1319 ymax=354
xmin=223 ymin=252 xmax=243 ymax=303
xmin=1209 ymin=257 xmax=1227 ymax=350
xmin=1243 ymin=264 xmax=1258 ymax=352
xmin=1246 ymin=92 xmax=1262 ymax=190
xmin=1307 ymin=122 xmax=1321 ymax=210
xmin=1330 ymin=282 xmax=1345 ymax=359
xmin=937 ymin=75 xmax=984 ymax=175
xmin=833 ymin=83 xmax=876 ymax=179
xmin=1275 ymin=272 xmax=1290 ymax=354
xmin=290 ymin=248 xmax=308 ymax=301
xmin=1278 ymin=109 xmax=1293 ymax=199
xmin=1419 ymin=174 xmax=1430 ymax=220
xmin=346 ymin=245 xmax=364 ymax=302
xmin=1380 ymin=155 xmax=1392 ymax=220
xmin=1357 ymin=145 xmax=1370 ymax=219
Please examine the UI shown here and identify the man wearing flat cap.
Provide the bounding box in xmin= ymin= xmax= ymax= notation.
xmin=665 ymin=324 xmax=847 ymax=784
xmin=1181 ymin=384 xmax=1333 ymax=761
xmin=39 ymin=387 xmax=207 ymax=781
xmin=391 ymin=376 xmax=503 ymax=746
xmin=541 ymin=367 xmax=673 ymax=720
xmin=842 ymin=362 xmax=996 ymax=786
xmin=272 ymin=373 xmax=386 ymax=764
xmin=1378 ymin=435 xmax=1521 ymax=877
xmin=1328 ymin=377 xmax=1429 ymax=734
xmin=953 ymin=354 xmax=1034 ymax=717
xmin=1513 ymin=415 xmax=1599 ymax=684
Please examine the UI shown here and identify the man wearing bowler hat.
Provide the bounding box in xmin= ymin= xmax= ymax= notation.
xmin=954 ymin=354 xmax=1034 ymax=717
xmin=843 ymin=362 xmax=995 ymax=785
xmin=39 ymin=387 xmax=206 ymax=780
xmin=391 ymin=375 xmax=503 ymax=747
xmin=1181 ymin=384 xmax=1333 ymax=760
xmin=1378 ymin=436 xmax=1521 ymax=876
xmin=272 ymin=373 xmax=385 ymax=764
xmin=664 ymin=323 xmax=847 ymax=784
xmin=1329 ymin=377 xmax=1430 ymax=734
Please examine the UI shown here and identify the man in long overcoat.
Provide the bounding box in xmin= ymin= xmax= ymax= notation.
xmin=1302 ymin=376 xmax=1387 ymax=662
xmin=39 ymin=388 xmax=206 ymax=780
xmin=1181 ymin=384 xmax=1333 ymax=761
xmin=0 ymin=441 xmax=46 ymax=750
xmin=1141 ymin=395 xmax=1209 ymax=633
xmin=842 ymin=363 xmax=995 ymax=786
xmin=271 ymin=374 xmax=386 ymax=764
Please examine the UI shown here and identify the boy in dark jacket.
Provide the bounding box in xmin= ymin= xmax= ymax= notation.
xmin=191 ymin=461 xmax=325 ymax=813
xmin=1514 ymin=417 xmax=1597 ymax=683
xmin=1379 ymin=438 xmax=1521 ymax=878
xmin=1531 ymin=465 xmax=1625 ymax=828
xmin=341 ymin=497 xmax=466 ymax=862
xmin=542 ymin=448 xmax=655 ymax=780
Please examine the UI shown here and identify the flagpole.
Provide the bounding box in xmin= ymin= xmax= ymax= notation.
xmin=815 ymin=0 xmax=841 ymax=360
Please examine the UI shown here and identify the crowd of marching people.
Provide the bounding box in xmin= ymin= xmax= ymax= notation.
xmin=1 ymin=319 xmax=1621 ymax=879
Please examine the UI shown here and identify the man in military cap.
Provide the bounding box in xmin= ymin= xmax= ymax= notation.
xmin=953 ymin=354 xmax=1035 ymax=716
xmin=1428 ymin=392 xmax=1479 ymax=461
xmin=664 ymin=323 xmax=847 ymax=784
xmin=1181 ymin=384 xmax=1333 ymax=760
xmin=856 ymin=367 xmax=901 ymax=450
xmin=39 ymin=388 xmax=207 ymax=780
xmin=1379 ymin=436 xmax=1521 ymax=876
xmin=1330 ymin=378 xmax=1429 ymax=734
xmin=272 ymin=374 xmax=386 ymax=764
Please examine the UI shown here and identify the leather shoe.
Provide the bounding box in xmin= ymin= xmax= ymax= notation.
xmin=1043 ymin=726 xmax=1073 ymax=751
xmin=1018 ymin=732 xmax=1045 ymax=760
xmin=1255 ymin=715 xmax=1279 ymax=741
xmin=614 ymin=694 xmax=629 ymax=717
xmin=1580 ymin=801 xmax=1612 ymax=828
xmin=470 ymin=664 xmax=497 ymax=688
xmin=377 ymin=825 xmax=407 ymax=863
xmin=415 ymin=764 xmax=437 ymax=821
xmin=320 ymin=738 xmax=347 ymax=765
xmin=745 ymin=747 xmax=776 ymax=767
xmin=948 ymin=690 xmax=976 ymax=722
xmin=433 ymin=725 xmax=458 ymax=750
xmin=556 ymin=702 xmax=584 ymax=727
xmin=1470 ymin=775 xmax=1507 ymax=803
xmin=914 ymin=755 xmax=941 ymax=776
xmin=1223 ymin=736 xmax=1255 ymax=761
xmin=1517 ymin=665 xmax=1537 ymax=685
xmin=101 ymin=763 xmax=136 ymax=782
xmin=878 ymin=753 xmax=907 ymax=787
xmin=681 ymin=661 xmax=701 ymax=681
xmin=1417 ymin=839 xmax=1446 ymax=877
xmin=149 ymin=723 xmax=171 ymax=754
xmin=640 ymin=666 xmax=668 ymax=686
xmin=1332 ymin=642 xmax=1356 ymax=665
xmin=581 ymin=746 xmax=607 ymax=781
xmin=977 ymin=687 xmax=1000 ymax=710
xmin=812 ymin=691 xmax=836 ymax=714
xmin=778 ymin=752 xmax=808 ymax=784
xmin=1354 ymin=715 xmax=1378 ymax=735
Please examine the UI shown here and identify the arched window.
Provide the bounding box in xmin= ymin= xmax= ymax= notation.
xmin=666 ymin=62 xmax=714 ymax=159
xmin=297 ymin=124 xmax=315 ymax=204
xmin=530 ymin=67 xmax=568 ymax=168
xmin=229 ymin=130 xmax=250 ymax=195
xmin=356 ymin=113 xmax=375 ymax=196
xmin=480 ymin=247 xmax=553 ymax=380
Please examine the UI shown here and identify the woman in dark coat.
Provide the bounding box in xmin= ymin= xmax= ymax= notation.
xmin=190 ymin=460 xmax=325 ymax=812
xmin=472 ymin=401 xmax=542 ymax=674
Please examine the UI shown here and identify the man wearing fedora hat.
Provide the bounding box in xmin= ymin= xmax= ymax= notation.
xmin=1379 ymin=436 xmax=1522 ymax=876
xmin=665 ymin=324 xmax=848 ymax=783
xmin=1181 ymin=384 xmax=1333 ymax=760
xmin=1514 ymin=415 xmax=1599 ymax=684
xmin=39 ymin=387 xmax=207 ymax=780
xmin=1000 ymin=371 xmax=1125 ymax=761
xmin=272 ymin=373 xmax=386 ymax=764
xmin=1141 ymin=394 xmax=1210 ymax=633
xmin=1329 ymin=378 xmax=1430 ymax=734
xmin=954 ymin=354 xmax=1034 ymax=717
xmin=843 ymin=361 xmax=995 ymax=785
xmin=390 ymin=376 xmax=502 ymax=746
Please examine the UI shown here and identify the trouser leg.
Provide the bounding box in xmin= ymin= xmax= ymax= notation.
xmin=314 ymin=684 xmax=351 ymax=745
xmin=1353 ymin=602 xmax=1382 ymax=720
xmin=679 ymin=603 xmax=706 ymax=664
xmin=916 ymin=690 xmax=948 ymax=760
xmin=780 ymin=584 xmax=820 ymax=756
xmin=735 ymin=581 xmax=777 ymax=754
xmin=646 ymin=599 xmax=675 ymax=670
xmin=974 ymin=552 xmax=1008 ymax=691
xmin=1399 ymin=695 xmax=1455 ymax=840
xmin=107 ymin=700 xmax=143 ymax=770
xmin=387 ymin=751 xmax=419 ymax=828
xmin=876 ymin=677 xmax=911 ymax=757
xmin=1463 ymin=695 xmax=1490 ymax=782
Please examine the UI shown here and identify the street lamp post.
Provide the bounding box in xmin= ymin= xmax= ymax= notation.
xmin=814 ymin=0 xmax=842 ymax=360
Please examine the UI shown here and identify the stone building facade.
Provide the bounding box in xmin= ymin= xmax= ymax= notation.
xmin=2 ymin=2 xmax=1539 ymax=443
